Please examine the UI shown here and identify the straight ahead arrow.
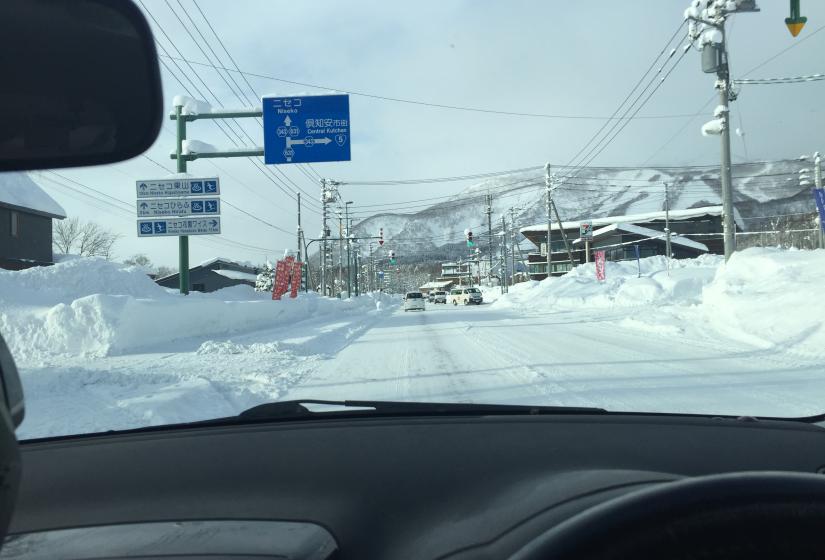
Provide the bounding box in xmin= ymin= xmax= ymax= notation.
xmin=284 ymin=115 xmax=292 ymax=126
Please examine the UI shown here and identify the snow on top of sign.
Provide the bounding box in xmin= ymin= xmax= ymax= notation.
xmin=520 ymin=206 xmax=724 ymax=234
xmin=260 ymin=90 xmax=343 ymax=99
xmin=213 ymin=269 xmax=258 ymax=282
xmin=172 ymin=95 xmax=213 ymax=115
xmin=0 ymin=172 xmax=66 ymax=218
xmin=170 ymin=96 xmax=259 ymax=116
xmin=178 ymin=140 xmax=262 ymax=155
xmin=181 ymin=139 xmax=219 ymax=155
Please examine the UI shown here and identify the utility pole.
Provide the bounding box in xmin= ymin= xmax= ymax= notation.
xmin=816 ymin=152 xmax=823 ymax=249
xmin=320 ymin=178 xmax=328 ymax=296
xmin=175 ymin=104 xmax=189 ymax=295
xmin=719 ymin=64 xmax=735 ymax=261
xmin=501 ymin=215 xmax=509 ymax=292
xmin=686 ymin=2 xmax=759 ymax=261
xmin=664 ymin=183 xmax=672 ymax=271
xmin=296 ymin=192 xmax=302 ymax=262
xmin=551 ymin=199 xmax=575 ymax=269
xmin=544 ymin=163 xmax=553 ymax=280
xmin=509 ymin=207 xmax=517 ymax=285
xmin=486 ymin=193 xmax=493 ymax=285
xmin=344 ymin=205 xmax=352 ymax=297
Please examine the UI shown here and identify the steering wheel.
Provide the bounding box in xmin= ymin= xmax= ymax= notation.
xmin=510 ymin=471 xmax=825 ymax=560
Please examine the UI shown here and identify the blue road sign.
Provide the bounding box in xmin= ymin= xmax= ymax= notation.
xmin=136 ymin=198 xmax=220 ymax=217
xmin=136 ymin=177 xmax=220 ymax=198
xmin=262 ymin=94 xmax=351 ymax=164
xmin=137 ymin=218 xmax=221 ymax=237
xmin=813 ymin=188 xmax=825 ymax=232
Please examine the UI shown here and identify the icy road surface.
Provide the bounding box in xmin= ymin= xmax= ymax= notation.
xmin=19 ymin=301 xmax=825 ymax=439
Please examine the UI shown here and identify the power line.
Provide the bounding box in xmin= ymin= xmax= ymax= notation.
xmin=156 ymin=52 xmax=707 ymax=122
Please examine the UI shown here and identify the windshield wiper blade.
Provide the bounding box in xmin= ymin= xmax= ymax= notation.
xmin=235 ymin=399 xmax=607 ymax=422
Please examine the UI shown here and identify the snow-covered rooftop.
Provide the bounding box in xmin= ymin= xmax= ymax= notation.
xmin=0 ymin=172 xmax=66 ymax=218
xmin=213 ymin=269 xmax=258 ymax=282
xmin=572 ymin=222 xmax=709 ymax=252
xmin=420 ymin=280 xmax=455 ymax=289
xmin=520 ymin=206 xmax=724 ymax=235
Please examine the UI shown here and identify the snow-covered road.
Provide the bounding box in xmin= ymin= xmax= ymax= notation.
xmin=282 ymin=303 xmax=825 ymax=417
xmin=12 ymin=249 xmax=825 ymax=439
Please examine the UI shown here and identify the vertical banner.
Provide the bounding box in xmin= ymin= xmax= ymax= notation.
xmin=594 ymin=250 xmax=606 ymax=281
xmin=272 ymin=260 xmax=288 ymax=300
xmin=276 ymin=256 xmax=295 ymax=300
xmin=633 ymin=244 xmax=641 ymax=278
xmin=290 ymin=261 xmax=303 ymax=298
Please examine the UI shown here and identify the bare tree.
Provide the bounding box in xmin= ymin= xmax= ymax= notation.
xmin=52 ymin=217 xmax=81 ymax=254
xmin=53 ymin=218 xmax=121 ymax=259
xmin=155 ymin=265 xmax=177 ymax=278
xmin=124 ymin=254 xmax=152 ymax=267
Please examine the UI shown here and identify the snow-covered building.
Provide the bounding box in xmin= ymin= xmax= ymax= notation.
xmin=519 ymin=206 xmax=732 ymax=279
xmin=0 ymin=172 xmax=66 ymax=270
xmin=155 ymin=257 xmax=259 ymax=293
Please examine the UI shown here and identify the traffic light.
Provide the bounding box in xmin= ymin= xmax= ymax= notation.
xmin=379 ymin=228 xmax=384 ymax=246
xmin=465 ymin=228 xmax=474 ymax=247
xmin=389 ymin=250 xmax=396 ymax=265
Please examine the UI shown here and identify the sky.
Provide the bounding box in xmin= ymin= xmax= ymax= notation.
xmin=33 ymin=0 xmax=825 ymax=269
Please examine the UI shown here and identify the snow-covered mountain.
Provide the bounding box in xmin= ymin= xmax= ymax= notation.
xmin=352 ymin=159 xmax=816 ymax=262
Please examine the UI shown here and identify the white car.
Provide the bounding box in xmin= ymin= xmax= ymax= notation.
xmin=403 ymin=292 xmax=426 ymax=312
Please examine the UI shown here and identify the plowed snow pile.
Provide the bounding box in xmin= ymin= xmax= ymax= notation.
xmin=493 ymin=248 xmax=825 ymax=359
xmin=0 ymin=257 xmax=394 ymax=363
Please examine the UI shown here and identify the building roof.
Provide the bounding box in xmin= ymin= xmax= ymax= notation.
xmin=572 ymin=222 xmax=709 ymax=252
xmin=0 ymin=172 xmax=66 ymax=219
xmin=213 ymin=269 xmax=258 ymax=282
xmin=420 ymin=280 xmax=454 ymax=289
xmin=520 ymin=206 xmax=724 ymax=235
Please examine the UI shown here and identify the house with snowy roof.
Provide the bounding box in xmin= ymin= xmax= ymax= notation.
xmin=0 ymin=172 xmax=66 ymax=270
xmin=155 ymin=257 xmax=259 ymax=293
xmin=519 ymin=206 xmax=739 ymax=279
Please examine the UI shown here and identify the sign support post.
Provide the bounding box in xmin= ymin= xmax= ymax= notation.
xmin=175 ymin=105 xmax=189 ymax=295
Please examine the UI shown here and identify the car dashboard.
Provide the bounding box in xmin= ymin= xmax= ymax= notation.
xmin=6 ymin=413 xmax=825 ymax=559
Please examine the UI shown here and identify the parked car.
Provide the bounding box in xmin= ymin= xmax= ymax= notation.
xmin=427 ymin=292 xmax=435 ymax=303
xmin=433 ymin=291 xmax=448 ymax=304
xmin=449 ymin=287 xmax=484 ymax=306
xmin=403 ymin=292 xmax=426 ymax=312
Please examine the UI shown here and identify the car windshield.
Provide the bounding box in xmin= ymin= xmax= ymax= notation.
xmin=3 ymin=1 xmax=825 ymax=439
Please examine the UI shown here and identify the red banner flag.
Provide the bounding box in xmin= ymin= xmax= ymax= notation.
xmin=290 ymin=261 xmax=303 ymax=298
xmin=594 ymin=250 xmax=606 ymax=281
xmin=272 ymin=260 xmax=288 ymax=300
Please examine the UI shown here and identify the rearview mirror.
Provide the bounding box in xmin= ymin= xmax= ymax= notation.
xmin=0 ymin=0 xmax=163 ymax=172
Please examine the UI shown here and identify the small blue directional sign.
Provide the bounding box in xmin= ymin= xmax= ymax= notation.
xmin=262 ymin=94 xmax=351 ymax=165
xmin=136 ymin=177 xmax=220 ymax=198
xmin=137 ymin=218 xmax=221 ymax=237
xmin=136 ymin=198 xmax=220 ymax=217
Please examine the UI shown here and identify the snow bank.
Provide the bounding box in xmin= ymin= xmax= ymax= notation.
xmin=702 ymin=248 xmax=825 ymax=358
xmin=493 ymin=249 xmax=825 ymax=359
xmin=0 ymin=258 xmax=396 ymax=363
xmin=493 ymin=255 xmax=722 ymax=313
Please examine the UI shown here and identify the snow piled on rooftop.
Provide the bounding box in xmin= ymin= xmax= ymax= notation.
xmin=0 ymin=172 xmax=66 ymax=218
